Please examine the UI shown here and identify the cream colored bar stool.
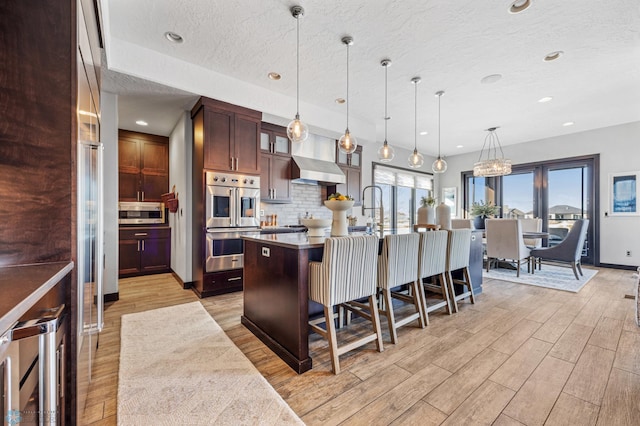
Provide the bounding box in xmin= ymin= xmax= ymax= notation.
xmin=377 ymin=233 xmax=425 ymax=344
xmin=417 ymin=230 xmax=452 ymax=325
xmin=445 ymin=229 xmax=475 ymax=313
xmin=308 ymin=235 xmax=383 ymax=374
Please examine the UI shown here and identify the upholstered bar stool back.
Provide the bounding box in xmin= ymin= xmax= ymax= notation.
xmin=308 ymin=235 xmax=383 ymax=374
xmin=445 ymin=229 xmax=475 ymax=313
xmin=377 ymin=233 xmax=425 ymax=344
xmin=451 ymin=219 xmax=474 ymax=229
xmin=417 ymin=230 xmax=451 ymax=324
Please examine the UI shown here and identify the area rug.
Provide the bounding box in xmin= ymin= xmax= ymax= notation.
xmin=117 ymin=302 xmax=303 ymax=425
xmin=484 ymin=264 xmax=598 ymax=293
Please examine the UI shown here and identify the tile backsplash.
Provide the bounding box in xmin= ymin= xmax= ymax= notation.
xmin=260 ymin=183 xmax=335 ymax=226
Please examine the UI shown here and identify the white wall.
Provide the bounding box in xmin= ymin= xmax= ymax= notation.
xmin=168 ymin=112 xmax=193 ymax=282
xmin=438 ymin=121 xmax=640 ymax=267
xmin=101 ymin=91 xmax=119 ymax=295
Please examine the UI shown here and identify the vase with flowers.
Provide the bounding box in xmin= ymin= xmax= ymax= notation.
xmin=418 ymin=195 xmax=437 ymax=225
xmin=470 ymin=200 xmax=500 ymax=229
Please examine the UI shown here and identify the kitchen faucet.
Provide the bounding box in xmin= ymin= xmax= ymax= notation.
xmin=362 ymin=185 xmax=384 ymax=238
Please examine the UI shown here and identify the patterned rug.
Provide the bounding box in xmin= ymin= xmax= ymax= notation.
xmin=484 ymin=264 xmax=598 ymax=292
xmin=117 ymin=302 xmax=303 ymax=425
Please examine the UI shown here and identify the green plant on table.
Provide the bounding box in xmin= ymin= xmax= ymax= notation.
xmin=420 ymin=195 xmax=436 ymax=208
xmin=470 ymin=200 xmax=499 ymax=217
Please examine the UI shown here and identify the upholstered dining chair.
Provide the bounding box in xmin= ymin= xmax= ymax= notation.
xmin=530 ymin=219 xmax=589 ymax=280
xmin=377 ymin=233 xmax=425 ymax=344
xmin=445 ymin=229 xmax=475 ymax=313
xmin=519 ymin=218 xmax=543 ymax=249
xmin=417 ymin=230 xmax=452 ymax=324
xmin=308 ymin=235 xmax=383 ymax=374
xmin=485 ymin=219 xmax=531 ymax=277
xmin=451 ymin=219 xmax=474 ymax=229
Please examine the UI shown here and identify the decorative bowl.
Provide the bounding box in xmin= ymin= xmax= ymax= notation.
xmin=300 ymin=218 xmax=332 ymax=237
xmin=323 ymin=199 xmax=355 ymax=211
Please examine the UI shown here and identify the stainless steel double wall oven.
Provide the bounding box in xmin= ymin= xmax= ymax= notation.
xmin=205 ymin=171 xmax=260 ymax=273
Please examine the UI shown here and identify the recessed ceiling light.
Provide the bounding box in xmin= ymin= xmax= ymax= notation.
xmin=544 ymin=51 xmax=564 ymax=62
xmin=481 ymin=74 xmax=502 ymax=84
xmin=335 ymin=98 xmax=345 ymax=104
xmin=267 ymin=72 xmax=281 ymax=80
xmin=164 ymin=31 xmax=183 ymax=43
xmin=456 ymin=145 xmax=464 ymax=149
xmin=419 ymin=131 xmax=428 ymax=135
xmin=538 ymin=96 xmax=553 ymax=103
xmin=509 ymin=0 xmax=531 ymax=14
xmin=136 ymin=120 xmax=148 ymax=126
xmin=562 ymin=121 xmax=574 ymax=127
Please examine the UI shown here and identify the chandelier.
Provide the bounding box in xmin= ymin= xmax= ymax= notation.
xmin=473 ymin=127 xmax=512 ymax=177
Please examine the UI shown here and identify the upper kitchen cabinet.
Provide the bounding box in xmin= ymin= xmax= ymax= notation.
xmin=118 ymin=130 xmax=169 ymax=202
xmin=260 ymin=123 xmax=292 ymax=203
xmin=329 ymin=145 xmax=362 ymax=206
xmin=191 ymin=97 xmax=261 ymax=175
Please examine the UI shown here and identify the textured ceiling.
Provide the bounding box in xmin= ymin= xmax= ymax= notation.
xmin=101 ymin=0 xmax=640 ymax=155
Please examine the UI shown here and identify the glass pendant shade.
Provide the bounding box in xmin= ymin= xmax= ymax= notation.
xmin=408 ymin=149 xmax=424 ymax=168
xmin=288 ymin=6 xmax=308 ymax=143
xmin=473 ymin=127 xmax=512 ymax=177
xmin=378 ymin=141 xmax=395 ymax=162
xmin=286 ymin=114 xmax=309 ymax=143
xmin=432 ymin=157 xmax=448 ymax=173
xmin=339 ymin=129 xmax=357 ymax=154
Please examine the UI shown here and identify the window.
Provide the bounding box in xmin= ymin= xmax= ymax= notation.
xmin=462 ymin=154 xmax=598 ymax=264
xmin=373 ymin=164 xmax=433 ymax=232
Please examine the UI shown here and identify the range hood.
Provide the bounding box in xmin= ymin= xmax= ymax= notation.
xmin=289 ymin=133 xmax=346 ymax=185
xmin=291 ymin=156 xmax=346 ymax=185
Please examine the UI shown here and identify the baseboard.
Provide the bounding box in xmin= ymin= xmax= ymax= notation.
xmin=171 ymin=271 xmax=193 ymax=289
xmin=598 ymin=263 xmax=639 ymax=271
xmin=104 ymin=292 xmax=119 ymax=302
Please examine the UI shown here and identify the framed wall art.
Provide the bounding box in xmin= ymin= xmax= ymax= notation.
xmin=609 ymin=172 xmax=639 ymax=216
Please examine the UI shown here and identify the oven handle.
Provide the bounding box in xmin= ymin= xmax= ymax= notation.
xmin=235 ymin=188 xmax=241 ymax=228
xmin=229 ymin=188 xmax=235 ymax=227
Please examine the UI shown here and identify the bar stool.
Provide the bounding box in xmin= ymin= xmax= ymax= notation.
xmin=377 ymin=233 xmax=425 ymax=344
xmin=308 ymin=235 xmax=383 ymax=374
xmin=417 ymin=230 xmax=452 ymax=324
xmin=445 ymin=229 xmax=475 ymax=313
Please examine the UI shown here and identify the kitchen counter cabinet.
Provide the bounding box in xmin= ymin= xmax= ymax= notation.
xmin=118 ymin=227 xmax=171 ymax=277
xmin=260 ymin=123 xmax=292 ymax=203
xmin=241 ymin=231 xmax=482 ymax=374
xmin=118 ymin=130 xmax=169 ymax=202
xmin=192 ymin=97 xmax=261 ymax=175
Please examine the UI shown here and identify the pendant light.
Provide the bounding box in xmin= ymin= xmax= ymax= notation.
xmin=338 ymin=36 xmax=357 ymax=154
xmin=432 ymin=90 xmax=448 ymax=173
xmin=377 ymin=59 xmax=395 ymax=162
xmin=286 ymin=6 xmax=309 ymax=143
xmin=408 ymin=77 xmax=424 ymax=168
xmin=473 ymin=127 xmax=512 ymax=176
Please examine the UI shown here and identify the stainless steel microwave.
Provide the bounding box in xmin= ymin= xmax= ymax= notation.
xmin=118 ymin=202 xmax=165 ymax=225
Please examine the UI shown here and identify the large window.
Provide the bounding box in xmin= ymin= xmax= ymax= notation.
xmin=373 ymin=164 xmax=433 ymax=232
xmin=462 ymin=155 xmax=599 ymax=264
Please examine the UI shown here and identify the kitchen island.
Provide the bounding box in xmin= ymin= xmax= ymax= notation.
xmin=241 ymin=230 xmax=483 ymax=374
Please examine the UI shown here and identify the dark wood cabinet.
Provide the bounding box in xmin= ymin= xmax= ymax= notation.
xmin=260 ymin=123 xmax=292 ymax=203
xmin=118 ymin=130 xmax=169 ymax=202
xmin=118 ymin=227 xmax=171 ymax=277
xmin=328 ymin=145 xmax=362 ymax=206
xmin=194 ymin=269 xmax=244 ymax=298
xmin=192 ymin=97 xmax=261 ymax=174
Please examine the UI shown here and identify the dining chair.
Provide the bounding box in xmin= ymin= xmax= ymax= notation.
xmin=450 ymin=219 xmax=474 ymax=229
xmin=308 ymin=235 xmax=383 ymax=374
xmin=445 ymin=229 xmax=475 ymax=313
xmin=377 ymin=233 xmax=425 ymax=344
xmin=417 ymin=230 xmax=451 ymax=324
xmin=519 ymin=218 xmax=543 ymax=249
xmin=530 ymin=219 xmax=589 ymax=280
xmin=485 ymin=219 xmax=531 ymax=277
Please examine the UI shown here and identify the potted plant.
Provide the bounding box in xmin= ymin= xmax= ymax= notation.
xmin=418 ymin=195 xmax=437 ymax=224
xmin=470 ymin=200 xmax=499 ymax=229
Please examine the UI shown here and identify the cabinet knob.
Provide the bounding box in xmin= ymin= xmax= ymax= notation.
xmin=221 ymin=177 xmax=227 ymax=183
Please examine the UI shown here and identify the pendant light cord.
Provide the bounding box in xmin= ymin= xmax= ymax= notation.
xmin=297 ymin=16 xmax=301 ymax=116
xmin=438 ymin=93 xmax=441 ymax=157
xmin=414 ymin=81 xmax=418 ymax=151
xmin=384 ymin=64 xmax=388 ymax=142
xmin=346 ymin=42 xmax=350 ymax=130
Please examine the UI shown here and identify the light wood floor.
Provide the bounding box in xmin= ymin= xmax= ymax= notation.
xmin=82 ymin=267 xmax=640 ymax=425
